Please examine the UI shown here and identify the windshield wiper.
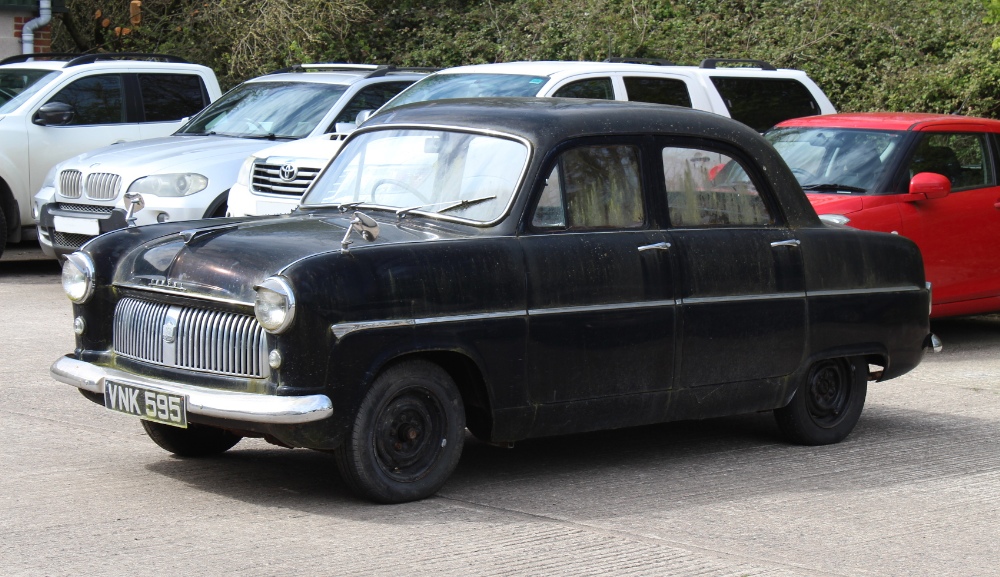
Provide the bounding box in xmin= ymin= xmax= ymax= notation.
xmin=801 ymin=183 xmax=868 ymax=193
xmin=395 ymin=195 xmax=497 ymax=219
xmin=244 ymin=133 xmax=295 ymax=141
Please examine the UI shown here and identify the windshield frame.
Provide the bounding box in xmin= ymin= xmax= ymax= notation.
xmin=0 ymin=69 xmax=60 ymax=114
xmin=177 ymin=80 xmax=348 ymax=139
xmin=300 ymin=123 xmax=533 ymax=227
xmin=765 ymin=126 xmax=906 ymax=195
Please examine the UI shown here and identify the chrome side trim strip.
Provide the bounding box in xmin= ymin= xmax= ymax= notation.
xmin=51 ymin=355 xmax=332 ymax=425
xmin=528 ymin=300 xmax=677 ymax=316
xmin=331 ymin=310 xmax=525 ymax=338
xmin=682 ymin=292 xmax=806 ymax=305
xmin=807 ymin=286 xmax=922 ymax=297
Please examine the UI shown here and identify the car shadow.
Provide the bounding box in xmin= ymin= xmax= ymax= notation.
xmin=142 ymin=400 xmax=997 ymax=519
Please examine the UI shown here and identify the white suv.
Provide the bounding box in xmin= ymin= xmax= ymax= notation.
xmin=34 ymin=64 xmax=430 ymax=258
xmin=226 ymin=58 xmax=835 ymax=216
xmin=0 ymin=52 xmax=220 ymax=258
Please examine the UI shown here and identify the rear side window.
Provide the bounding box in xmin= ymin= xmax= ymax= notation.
xmin=138 ymin=74 xmax=208 ymax=121
xmin=710 ymin=77 xmax=820 ymax=132
xmin=532 ymin=144 xmax=644 ymax=229
xmin=552 ymin=78 xmax=614 ymax=100
xmin=623 ymin=77 xmax=692 ymax=108
xmin=663 ymin=146 xmax=773 ymax=227
xmin=47 ymin=74 xmax=125 ymax=125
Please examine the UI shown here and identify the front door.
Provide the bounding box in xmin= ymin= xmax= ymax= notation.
xmin=522 ymin=141 xmax=677 ymax=404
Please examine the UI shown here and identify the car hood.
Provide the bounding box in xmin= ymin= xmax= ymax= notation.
xmin=805 ymin=193 xmax=865 ymax=214
xmin=112 ymin=211 xmax=463 ymax=304
xmin=66 ymin=135 xmax=279 ymax=174
xmin=253 ymin=135 xmax=345 ymax=163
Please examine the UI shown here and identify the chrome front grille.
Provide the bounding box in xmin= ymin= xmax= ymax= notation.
xmin=251 ymin=161 xmax=321 ymax=196
xmin=85 ymin=173 xmax=122 ymax=200
xmin=114 ymin=297 xmax=267 ymax=378
xmin=59 ymin=170 xmax=83 ymax=199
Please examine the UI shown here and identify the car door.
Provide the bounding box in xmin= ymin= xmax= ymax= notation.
xmin=897 ymin=131 xmax=1000 ymax=305
xmin=521 ymin=139 xmax=677 ymax=404
xmin=661 ymin=141 xmax=807 ymax=387
xmin=26 ymin=73 xmax=142 ymax=198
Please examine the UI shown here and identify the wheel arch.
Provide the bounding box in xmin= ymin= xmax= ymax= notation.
xmin=203 ymin=189 xmax=229 ymax=219
xmin=0 ymin=175 xmax=20 ymax=240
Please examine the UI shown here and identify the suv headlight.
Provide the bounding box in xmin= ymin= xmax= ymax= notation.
xmin=128 ymin=173 xmax=209 ymax=197
xmin=254 ymin=276 xmax=296 ymax=333
xmin=62 ymin=252 xmax=96 ymax=303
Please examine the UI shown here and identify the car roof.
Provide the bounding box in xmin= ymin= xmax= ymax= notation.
xmin=775 ymin=112 xmax=1000 ymax=132
xmin=0 ymin=54 xmax=211 ymax=73
xmin=436 ymin=60 xmax=810 ymax=78
xmin=248 ymin=65 xmax=432 ymax=86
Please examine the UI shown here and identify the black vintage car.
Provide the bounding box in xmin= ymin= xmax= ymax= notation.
xmin=52 ymin=98 xmax=937 ymax=503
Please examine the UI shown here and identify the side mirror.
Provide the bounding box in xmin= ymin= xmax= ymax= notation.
xmin=333 ymin=122 xmax=356 ymax=135
xmin=906 ymin=172 xmax=951 ymax=201
xmin=33 ymin=101 xmax=75 ymax=126
xmin=355 ymin=109 xmax=374 ymax=125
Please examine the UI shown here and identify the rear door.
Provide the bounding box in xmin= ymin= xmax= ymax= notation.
xmin=661 ymin=140 xmax=807 ymax=386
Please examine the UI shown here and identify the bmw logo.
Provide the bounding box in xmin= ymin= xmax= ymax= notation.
xmin=279 ymin=163 xmax=297 ymax=182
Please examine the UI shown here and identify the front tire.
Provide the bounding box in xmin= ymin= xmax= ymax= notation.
xmin=335 ymin=360 xmax=466 ymax=504
xmin=141 ymin=420 xmax=243 ymax=457
xmin=775 ymin=356 xmax=868 ymax=445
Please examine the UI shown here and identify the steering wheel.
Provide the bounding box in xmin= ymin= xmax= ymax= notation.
xmin=790 ymin=167 xmax=816 ymax=182
xmin=372 ymin=178 xmax=429 ymax=203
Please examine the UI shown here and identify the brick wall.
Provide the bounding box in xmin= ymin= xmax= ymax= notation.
xmin=14 ymin=14 xmax=52 ymax=53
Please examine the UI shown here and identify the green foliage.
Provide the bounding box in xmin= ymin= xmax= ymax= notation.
xmin=51 ymin=0 xmax=1000 ymax=117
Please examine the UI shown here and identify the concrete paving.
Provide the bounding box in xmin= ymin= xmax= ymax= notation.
xmin=1 ymin=253 xmax=998 ymax=576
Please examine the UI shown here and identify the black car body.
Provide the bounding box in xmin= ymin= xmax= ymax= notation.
xmin=52 ymin=99 xmax=936 ymax=503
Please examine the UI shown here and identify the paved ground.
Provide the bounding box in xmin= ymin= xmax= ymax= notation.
xmin=2 ymin=245 xmax=998 ymax=576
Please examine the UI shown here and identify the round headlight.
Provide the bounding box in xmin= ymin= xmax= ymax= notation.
xmin=61 ymin=252 xmax=95 ymax=303
xmin=254 ymin=276 xmax=296 ymax=333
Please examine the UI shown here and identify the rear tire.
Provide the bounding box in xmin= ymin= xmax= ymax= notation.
xmin=0 ymin=205 xmax=7 ymax=259
xmin=775 ymin=356 xmax=867 ymax=445
xmin=141 ymin=420 xmax=242 ymax=457
xmin=335 ymin=360 xmax=466 ymax=503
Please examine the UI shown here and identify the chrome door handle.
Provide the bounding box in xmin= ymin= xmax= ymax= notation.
xmin=638 ymin=241 xmax=671 ymax=252
xmin=770 ymin=239 xmax=801 ymax=248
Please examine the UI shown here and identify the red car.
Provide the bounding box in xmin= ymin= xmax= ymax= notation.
xmin=766 ymin=113 xmax=1000 ymax=318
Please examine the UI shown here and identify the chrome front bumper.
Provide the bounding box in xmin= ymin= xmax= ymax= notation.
xmin=51 ymin=355 xmax=333 ymax=425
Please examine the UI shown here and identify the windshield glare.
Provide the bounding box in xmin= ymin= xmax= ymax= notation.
xmin=766 ymin=127 xmax=904 ymax=192
xmin=302 ymin=128 xmax=528 ymax=223
xmin=381 ymin=73 xmax=549 ymax=111
xmin=0 ymin=69 xmax=59 ymax=114
xmin=179 ymin=81 xmax=347 ymax=138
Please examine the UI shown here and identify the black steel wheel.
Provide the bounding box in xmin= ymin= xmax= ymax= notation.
xmin=141 ymin=420 xmax=243 ymax=457
xmin=774 ymin=356 xmax=868 ymax=445
xmin=335 ymin=360 xmax=465 ymax=504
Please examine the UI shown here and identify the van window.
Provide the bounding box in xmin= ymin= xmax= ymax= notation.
xmin=623 ymin=77 xmax=692 ymax=108
xmin=710 ymin=77 xmax=820 ymax=132
xmin=138 ymin=74 xmax=208 ymax=122
xmin=552 ymin=78 xmax=614 ymax=100
xmin=47 ymin=74 xmax=125 ymax=125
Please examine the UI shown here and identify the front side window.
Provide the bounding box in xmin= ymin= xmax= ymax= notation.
xmin=302 ymin=128 xmax=528 ymax=223
xmin=552 ymin=78 xmax=614 ymax=100
xmin=906 ymin=133 xmax=994 ymax=191
xmin=531 ymin=145 xmax=643 ymax=230
xmin=46 ymin=74 xmax=125 ymax=125
xmin=711 ymin=77 xmax=820 ymax=132
xmin=179 ymin=81 xmax=347 ymax=139
xmin=623 ymin=76 xmax=692 ymax=107
xmin=664 ymin=146 xmax=772 ymax=227
xmin=331 ymin=81 xmax=414 ymax=127
xmin=0 ymin=68 xmax=59 ymax=113
xmin=766 ymin=127 xmax=904 ymax=193
xmin=138 ymin=73 xmax=208 ymax=122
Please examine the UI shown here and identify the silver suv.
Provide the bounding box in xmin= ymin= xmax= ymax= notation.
xmin=226 ymin=58 xmax=835 ymax=217
xmin=0 ymin=52 xmax=220 ymax=258
xmin=35 ymin=64 xmax=430 ymax=258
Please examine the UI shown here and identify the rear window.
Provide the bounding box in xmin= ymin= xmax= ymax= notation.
xmin=710 ymin=77 xmax=820 ymax=132
xmin=623 ymin=77 xmax=692 ymax=108
xmin=138 ymin=74 xmax=208 ymax=122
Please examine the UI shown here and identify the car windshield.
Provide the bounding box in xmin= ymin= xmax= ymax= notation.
xmin=178 ymin=81 xmax=347 ymax=139
xmin=765 ymin=127 xmax=904 ymax=193
xmin=0 ymin=69 xmax=59 ymax=114
xmin=301 ymin=128 xmax=529 ymax=224
xmin=380 ymin=73 xmax=549 ymax=111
